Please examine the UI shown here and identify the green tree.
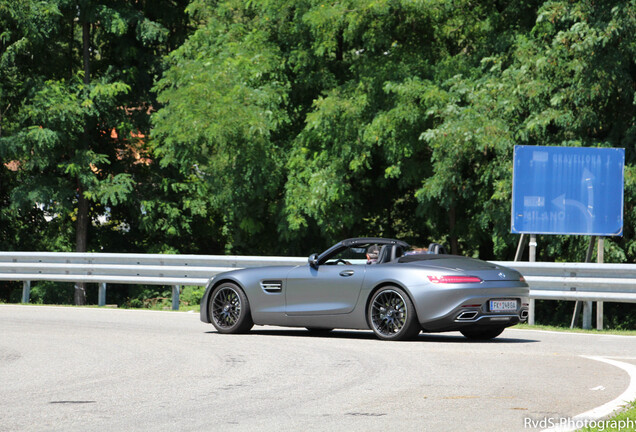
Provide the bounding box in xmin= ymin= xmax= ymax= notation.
xmin=0 ymin=0 xmax=190 ymax=303
xmin=151 ymin=1 xmax=293 ymax=254
xmin=420 ymin=0 xmax=636 ymax=261
xmin=152 ymin=0 xmax=543 ymax=255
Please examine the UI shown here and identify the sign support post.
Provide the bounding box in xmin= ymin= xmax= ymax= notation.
xmin=528 ymin=234 xmax=536 ymax=325
xmin=596 ymin=237 xmax=604 ymax=330
xmin=572 ymin=236 xmax=597 ymax=328
xmin=514 ymin=234 xmax=527 ymax=262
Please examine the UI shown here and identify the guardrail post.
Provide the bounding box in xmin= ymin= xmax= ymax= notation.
xmin=21 ymin=281 xmax=31 ymax=303
xmin=582 ymin=301 xmax=593 ymax=329
xmin=528 ymin=299 xmax=535 ymax=325
xmin=596 ymin=301 xmax=604 ymax=330
xmin=172 ymin=285 xmax=180 ymax=311
xmin=98 ymin=283 xmax=107 ymax=307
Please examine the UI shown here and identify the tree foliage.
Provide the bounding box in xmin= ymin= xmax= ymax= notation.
xmin=0 ymin=0 xmax=190 ymax=257
xmin=2 ymin=0 xmax=636 ymax=326
xmin=151 ymin=0 xmax=547 ymax=256
xmin=2 ymin=0 xmax=636 ymax=267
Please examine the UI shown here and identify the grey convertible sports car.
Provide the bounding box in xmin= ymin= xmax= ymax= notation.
xmin=200 ymin=238 xmax=529 ymax=341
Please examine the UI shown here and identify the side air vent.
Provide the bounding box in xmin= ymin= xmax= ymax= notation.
xmin=260 ymin=280 xmax=283 ymax=293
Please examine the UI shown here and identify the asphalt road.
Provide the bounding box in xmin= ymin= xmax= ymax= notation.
xmin=1 ymin=305 xmax=635 ymax=432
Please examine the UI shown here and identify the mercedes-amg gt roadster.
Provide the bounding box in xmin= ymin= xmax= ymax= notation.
xmin=200 ymin=238 xmax=529 ymax=341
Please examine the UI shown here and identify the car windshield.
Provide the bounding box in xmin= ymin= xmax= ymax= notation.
xmin=324 ymin=244 xmax=378 ymax=265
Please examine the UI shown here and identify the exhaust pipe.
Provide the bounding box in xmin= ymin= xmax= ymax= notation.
xmin=520 ymin=309 xmax=529 ymax=320
xmin=456 ymin=311 xmax=479 ymax=320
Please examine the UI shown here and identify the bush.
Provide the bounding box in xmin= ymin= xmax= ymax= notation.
xmin=535 ymin=300 xmax=636 ymax=330
xmin=180 ymin=286 xmax=205 ymax=307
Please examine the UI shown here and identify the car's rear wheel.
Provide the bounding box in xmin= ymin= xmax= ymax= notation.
xmin=209 ymin=282 xmax=253 ymax=334
xmin=460 ymin=326 xmax=505 ymax=340
xmin=368 ymin=286 xmax=420 ymax=341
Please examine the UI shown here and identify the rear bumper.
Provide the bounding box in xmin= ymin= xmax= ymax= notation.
xmin=420 ymin=298 xmax=529 ymax=332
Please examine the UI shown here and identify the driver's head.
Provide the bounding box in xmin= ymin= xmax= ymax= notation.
xmin=366 ymin=245 xmax=379 ymax=263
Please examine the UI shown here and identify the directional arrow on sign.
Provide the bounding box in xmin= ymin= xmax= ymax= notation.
xmin=552 ymin=194 xmax=591 ymax=216
xmin=552 ymin=192 xmax=594 ymax=233
xmin=583 ymin=167 xmax=595 ymax=217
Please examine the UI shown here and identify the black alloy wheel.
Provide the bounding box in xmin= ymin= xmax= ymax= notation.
xmin=209 ymin=283 xmax=253 ymax=334
xmin=368 ymin=286 xmax=420 ymax=341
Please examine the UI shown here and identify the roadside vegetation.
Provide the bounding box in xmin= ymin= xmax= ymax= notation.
xmin=577 ymin=400 xmax=636 ymax=432
xmin=514 ymin=323 xmax=636 ymax=337
xmin=1 ymin=280 xmax=205 ymax=311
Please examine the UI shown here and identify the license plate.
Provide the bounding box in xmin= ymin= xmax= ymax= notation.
xmin=489 ymin=300 xmax=517 ymax=312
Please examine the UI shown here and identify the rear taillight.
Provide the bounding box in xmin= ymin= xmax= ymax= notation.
xmin=427 ymin=275 xmax=483 ymax=284
xmin=519 ymin=275 xmax=526 ymax=282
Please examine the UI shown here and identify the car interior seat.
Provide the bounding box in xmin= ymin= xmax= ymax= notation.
xmin=427 ymin=243 xmax=448 ymax=254
xmin=392 ymin=246 xmax=404 ymax=260
xmin=377 ymin=245 xmax=404 ymax=263
xmin=376 ymin=245 xmax=389 ymax=264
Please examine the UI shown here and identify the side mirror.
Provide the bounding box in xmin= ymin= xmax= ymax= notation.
xmin=308 ymin=253 xmax=319 ymax=269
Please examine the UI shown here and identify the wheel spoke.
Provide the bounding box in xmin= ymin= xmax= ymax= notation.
xmin=211 ymin=287 xmax=242 ymax=329
xmin=370 ymin=289 xmax=410 ymax=337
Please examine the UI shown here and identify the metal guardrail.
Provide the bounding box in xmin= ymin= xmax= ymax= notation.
xmin=1 ymin=253 xmax=634 ymax=329
xmin=0 ymin=252 xmax=305 ymax=310
xmin=493 ymin=261 xmax=636 ymax=329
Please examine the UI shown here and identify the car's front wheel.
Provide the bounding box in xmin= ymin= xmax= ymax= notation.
xmin=460 ymin=326 xmax=505 ymax=340
xmin=209 ymin=282 xmax=253 ymax=334
xmin=367 ymin=286 xmax=420 ymax=341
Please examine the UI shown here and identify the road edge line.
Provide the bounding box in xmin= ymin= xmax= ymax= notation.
xmin=541 ymin=355 xmax=636 ymax=432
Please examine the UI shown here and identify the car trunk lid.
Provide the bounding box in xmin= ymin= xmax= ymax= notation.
xmin=405 ymin=255 xmax=522 ymax=282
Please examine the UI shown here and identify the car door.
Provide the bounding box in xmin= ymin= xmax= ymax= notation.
xmin=285 ymin=263 xmax=366 ymax=316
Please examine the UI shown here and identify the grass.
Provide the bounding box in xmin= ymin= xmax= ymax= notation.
xmin=576 ymin=400 xmax=636 ymax=431
xmin=0 ymin=301 xmax=201 ymax=312
xmin=514 ymin=323 xmax=636 ymax=336
xmin=0 ymin=284 xmax=206 ymax=312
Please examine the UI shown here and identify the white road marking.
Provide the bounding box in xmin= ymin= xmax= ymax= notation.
xmin=596 ymin=356 xmax=636 ymax=361
xmin=542 ymin=356 xmax=636 ymax=432
xmin=510 ymin=328 xmax=636 ymax=338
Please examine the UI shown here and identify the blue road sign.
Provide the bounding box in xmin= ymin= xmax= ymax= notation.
xmin=511 ymin=146 xmax=624 ymax=236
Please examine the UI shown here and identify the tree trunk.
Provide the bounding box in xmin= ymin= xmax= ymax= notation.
xmin=74 ymin=18 xmax=91 ymax=306
xmin=82 ymin=20 xmax=90 ymax=81
xmin=74 ymin=183 xmax=89 ymax=305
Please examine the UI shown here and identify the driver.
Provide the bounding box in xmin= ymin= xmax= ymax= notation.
xmin=366 ymin=245 xmax=379 ymax=264
xmin=404 ymin=246 xmax=428 ymax=256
